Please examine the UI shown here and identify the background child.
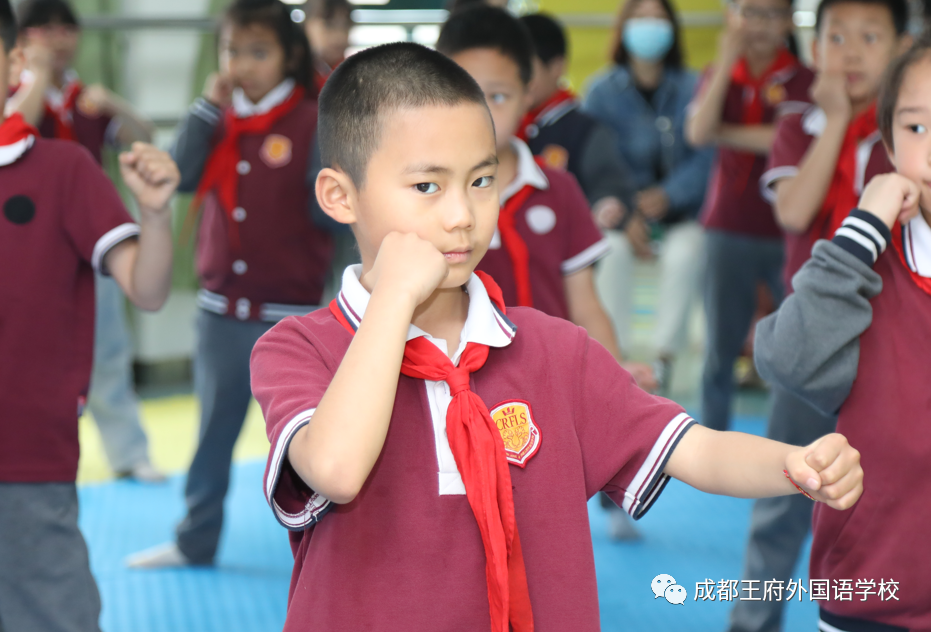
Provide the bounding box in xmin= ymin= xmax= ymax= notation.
xmin=9 ymin=0 xmax=164 ymax=483
xmin=0 ymin=0 xmax=178 ymax=627
xmin=583 ymin=0 xmax=714 ymax=393
xmin=753 ymin=35 xmax=931 ymax=632
xmin=517 ymin=13 xmax=636 ymax=235
xmin=303 ymin=0 xmax=351 ymax=91
xmin=127 ymin=0 xmax=333 ymax=569
xmin=735 ymin=0 xmax=911 ymax=629
xmin=686 ymin=0 xmax=812 ymax=434
xmin=250 ymin=41 xmax=863 ymax=632
xmin=435 ymin=7 xmax=651 ymax=392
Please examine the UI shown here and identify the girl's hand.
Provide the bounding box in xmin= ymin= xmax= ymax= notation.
xmin=22 ymin=28 xmax=53 ymax=74
xmin=119 ymin=143 xmax=181 ymax=214
xmin=364 ymin=232 xmax=450 ymax=309
xmin=79 ymin=84 xmax=116 ymax=116
xmin=718 ymin=10 xmax=748 ymax=68
xmin=785 ymin=433 xmax=863 ymax=510
xmin=593 ymin=196 xmax=627 ymax=230
xmin=636 ymin=187 xmax=669 ymax=221
xmin=202 ymin=72 xmax=234 ymax=108
xmin=625 ymin=214 xmax=654 ymax=260
xmin=858 ymin=173 xmax=922 ymax=229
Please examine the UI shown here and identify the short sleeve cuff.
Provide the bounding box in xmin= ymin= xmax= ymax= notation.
xmin=92 ymin=222 xmax=141 ymax=275
xmin=621 ymin=412 xmax=695 ymax=520
xmin=265 ymin=407 xmax=333 ymax=531
xmin=832 ymin=209 xmax=892 ymax=267
xmin=759 ymin=166 xmax=799 ymax=204
xmin=191 ymin=98 xmax=222 ymax=126
xmin=562 ymin=238 xmax=611 ymax=275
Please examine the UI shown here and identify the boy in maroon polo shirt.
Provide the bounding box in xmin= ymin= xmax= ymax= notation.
xmin=249 ymin=41 xmax=865 ymax=632
xmin=0 ymin=1 xmax=179 ymax=629
xmin=731 ymin=1 xmax=911 ymax=630
xmin=754 ymin=37 xmax=931 ymax=632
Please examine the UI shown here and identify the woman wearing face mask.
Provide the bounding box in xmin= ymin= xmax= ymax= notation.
xmin=583 ymin=0 xmax=713 ymax=401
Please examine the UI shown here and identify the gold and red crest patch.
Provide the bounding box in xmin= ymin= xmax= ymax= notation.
xmin=260 ymin=134 xmax=292 ymax=168
xmin=541 ymin=144 xmax=569 ymax=171
xmin=763 ymin=82 xmax=787 ymax=107
xmin=490 ymin=400 xmax=541 ymax=467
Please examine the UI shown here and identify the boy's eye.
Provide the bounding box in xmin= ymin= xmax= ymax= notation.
xmin=415 ymin=183 xmax=439 ymax=194
xmin=488 ymin=93 xmax=508 ymax=105
xmin=864 ymin=32 xmax=878 ymax=44
xmin=253 ymin=49 xmax=269 ymax=60
xmin=473 ymin=175 xmax=494 ymax=188
xmin=830 ymin=33 xmax=845 ymax=45
xmin=908 ymin=124 xmax=927 ymax=134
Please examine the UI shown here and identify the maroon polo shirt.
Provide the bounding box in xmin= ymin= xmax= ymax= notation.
xmin=196 ymin=97 xmax=333 ymax=317
xmin=761 ymin=106 xmax=893 ymax=289
xmin=811 ymin=249 xmax=931 ymax=629
xmin=0 ymin=137 xmax=139 ymax=482
xmin=477 ymin=140 xmax=609 ymax=320
xmin=251 ymin=271 xmax=694 ymax=631
xmin=695 ymin=62 xmax=814 ymax=238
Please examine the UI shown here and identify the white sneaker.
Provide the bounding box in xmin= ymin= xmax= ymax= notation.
xmin=125 ymin=543 xmax=191 ymax=569
xmin=117 ymin=460 xmax=167 ymax=484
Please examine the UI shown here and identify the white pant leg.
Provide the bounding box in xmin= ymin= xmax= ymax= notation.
xmin=594 ymin=230 xmax=636 ymax=353
xmin=654 ymin=221 xmax=705 ymax=356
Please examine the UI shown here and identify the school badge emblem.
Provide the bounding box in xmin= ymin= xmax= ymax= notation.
xmin=490 ymin=400 xmax=541 ymax=467
xmin=763 ymin=82 xmax=787 ymax=107
xmin=541 ymin=144 xmax=569 ymax=171
xmin=260 ymin=134 xmax=292 ymax=167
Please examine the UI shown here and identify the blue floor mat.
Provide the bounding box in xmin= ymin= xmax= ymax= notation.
xmin=78 ymin=415 xmax=817 ymax=631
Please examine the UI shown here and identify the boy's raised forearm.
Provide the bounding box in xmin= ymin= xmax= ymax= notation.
xmin=715 ymin=124 xmax=776 ymax=154
xmin=287 ymin=286 xmax=415 ymax=504
xmin=686 ymin=63 xmax=733 ymax=147
xmin=664 ymin=424 xmax=862 ymax=509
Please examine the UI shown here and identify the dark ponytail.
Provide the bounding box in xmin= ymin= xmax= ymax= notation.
xmin=222 ymin=0 xmax=317 ymax=98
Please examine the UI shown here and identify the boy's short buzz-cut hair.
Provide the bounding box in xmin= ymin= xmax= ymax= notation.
xmin=0 ymin=0 xmax=15 ymax=52
xmin=435 ymin=5 xmax=535 ymax=86
xmin=877 ymin=33 xmax=931 ymax=149
xmin=318 ymin=41 xmax=490 ymax=187
xmin=815 ymin=0 xmax=909 ymax=35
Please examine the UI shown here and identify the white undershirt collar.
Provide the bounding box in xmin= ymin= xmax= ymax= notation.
xmin=231 ymin=78 xmax=296 ymax=118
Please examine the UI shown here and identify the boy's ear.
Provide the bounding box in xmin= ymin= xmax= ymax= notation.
xmin=897 ymin=33 xmax=914 ymax=55
xmin=550 ymin=56 xmax=567 ymax=80
xmin=316 ymin=167 xmax=358 ymax=225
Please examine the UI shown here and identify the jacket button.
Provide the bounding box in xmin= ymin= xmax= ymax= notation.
xmin=235 ymin=298 xmax=251 ymax=320
xmin=232 ymin=207 xmax=247 ymax=222
xmin=232 ymin=259 xmax=248 ymax=275
xmin=236 ymin=160 xmax=251 ymax=175
xmin=656 ymin=116 xmax=672 ymax=132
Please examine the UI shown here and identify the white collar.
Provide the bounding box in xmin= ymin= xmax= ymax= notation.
xmin=902 ymin=214 xmax=931 ymax=278
xmin=0 ymin=135 xmax=35 ymax=167
xmin=231 ymin=79 xmax=296 ymax=118
xmin=501 ymin=138 xmax=549 ymax=203
xmin=335 ymin=264 xmax=517 ymax=363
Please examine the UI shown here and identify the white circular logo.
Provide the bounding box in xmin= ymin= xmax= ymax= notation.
xmin=236 ymin=160 xmax=251 ymax=175
xmin=525 ymin=205 xmax=557 ymax=235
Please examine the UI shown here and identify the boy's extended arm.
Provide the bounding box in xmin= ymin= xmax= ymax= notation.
xmin=664 ymin=424 xmax=862 ymax=510
xmin=285 ymin=232 xmax=450 ymax=504
xmin=105 ymin=144 xmax=179 ymax=311
xmin=757 ymin=175 xmax=919 ymax=414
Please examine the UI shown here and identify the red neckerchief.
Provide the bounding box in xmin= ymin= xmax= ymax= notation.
xmin=45 ymin=78 xmax=83 ymax=142
xmin=891 ymin=221 xmax=931 ymax=297
xmin=191 ymin=86 xmax=305 ymax=250
xmin=498 ymin=171 xmax=541 ymax=307
xmin=328 ymin=271 xmax=534 ymax=632
xmin=0 ymin=112 xmax=39 ymax=150
xmin=516 ymin=88 xmax=576 ymax=142
xmin=728 ymin=48 xmax=798 ymax=195
xmin=810 ymin=103 xmax=879 ymax=244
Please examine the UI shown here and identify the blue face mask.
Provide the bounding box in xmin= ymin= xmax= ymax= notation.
xmin=622 ymin=18 xmax=674 ymax=62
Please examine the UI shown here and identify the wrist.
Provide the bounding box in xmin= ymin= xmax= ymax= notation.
xmin=137 ymin=205 xmax=173 ymax=226
xmin=832 ymin=208 xmax=892 ymax=267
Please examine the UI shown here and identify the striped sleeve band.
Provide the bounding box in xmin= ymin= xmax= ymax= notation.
xmin=832 ymin=209 xmax=892 ymax=267
xmin=191 ymin=98 xmax=222 ymax=126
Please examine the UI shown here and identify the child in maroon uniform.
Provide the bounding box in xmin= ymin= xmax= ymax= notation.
xmin=0 ymin=1 xmax=179 ymax=628
xmin=754 ymin=37 xmax=931 ymax=632
xmin=435 ymin=7 xmax=654 ymax=390
xmin=127 ymin=0 xmax=333 ymax=569
xmin=250 ymin=41 xmax=864 ymax=632
xmin=735 ymin=1 xmax=911 ymax=630
xmin=9 ymin=0 xmax=154 ymax=161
